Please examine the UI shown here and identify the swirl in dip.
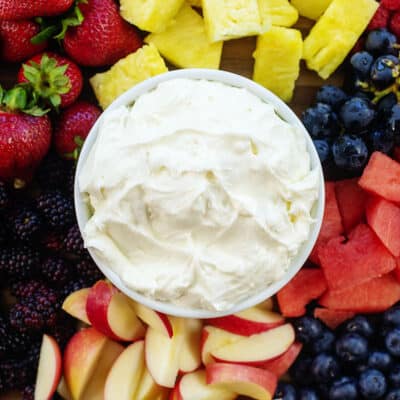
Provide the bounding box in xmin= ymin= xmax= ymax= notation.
xmin=79 ymin=78 xmax=319 ymax=311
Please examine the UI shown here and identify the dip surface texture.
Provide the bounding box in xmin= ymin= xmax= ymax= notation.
xmin=79 ymin=78 xmax=319 ymax=311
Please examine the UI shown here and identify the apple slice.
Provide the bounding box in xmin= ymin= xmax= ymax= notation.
xmin=64 ymin=328 xmax=108 ymax=400
xmin=62 ymin=288 xmax=91 ymax=325
xmin=86 ymin=280 xmax=146 ymax=341
xmin=145 ymin=317 xmax=184 ymax=388
xmin=201 ymin=326 xmax=244 ymax=365
xmin=206 ymin=363 xmax=277 ymax=400
xmin=136 ymin=366 xmax=169 ymax=400
xmin=57 ymin=376 xmax=72 ymax=400
xmin=207 ymin=307 xmax=285 ymax=336
xmin=175 ymin=370 xmax=237 ymax=400
xmin=261 ymin=342 xmax=302 ymax=377
xmin=211 ymin=324 xmax=295 ymax=366
xmin=133 ymin=302 xmax=174 ymax=338
xmin=104 ymin=340 xmax=145 ymax=400
xmin=35 ymin=334 xmax=62 ymax=400
xmin=179 ymin=318 xmax=203 ymax=373
xmin=80 ymin=339 xmax=124 ymax=400
xmin=256 ymin=298 xmax=274 ymax=311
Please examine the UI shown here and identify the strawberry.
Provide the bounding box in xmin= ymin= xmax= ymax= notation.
xmin=367 ymin=5 xmax=391 ymax=31
xmin=18 ymin=52 xmax=83 ymax=109
xmin=62 ymin=0 xmax=143 ymax=67
xmin=390 ymin=11 xmax=400 ymax=39
xmin=54 ymin=101 xmax=101 ymax=159
xmin=0 ymin=0 xmax=74 ymax=20
xmin=0 ymin=20 xmax=48 ymax=63
xmin=382 ymin=0 xmax=400 ymax=11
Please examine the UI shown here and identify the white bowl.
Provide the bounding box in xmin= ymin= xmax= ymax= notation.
xmin=75 ymin=69 xmax=325 ymax=319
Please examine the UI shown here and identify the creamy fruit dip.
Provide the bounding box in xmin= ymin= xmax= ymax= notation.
xmin=79 ymin=78 xmax=319 ymax=311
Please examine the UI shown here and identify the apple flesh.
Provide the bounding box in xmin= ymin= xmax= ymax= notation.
xmin=211 ymin=324 xmax=295 ymax=366
xmin=136 ymin=366 xmax=169 ymax=400
xmin=179 ymin=318 xmax=203 ymax=373
xmin=262 ymin=342 xmax=303 ymax=377
xmin=35 ymin=335 xmax=62 ymax=400
xmin=62 ymin=288 xmax=91 ymax=325
xmin=256 ymin=298 xmax=274 ymax=311
xmin=206 ymin=363 xmax=277 ymax=400
xmin=207 ymin=307 xmax=285 ymax=336
xmin=57 ymin=376 xmax=72 ymax=400
xmin=86 ymin=280 xmax=145 ymax=341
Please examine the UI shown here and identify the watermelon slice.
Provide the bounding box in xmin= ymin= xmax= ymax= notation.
xmin=366 ymin=196 xmax=400 ymax=257
xmin=313 ymin=308 xmax=355 ymax=330
xmin=277 ymin=268 xmax=327 ymax=317
xmin=318 ymin=223 xmax=395 ymax=290
xmin=319 ymin=274 xmax=400 ymax=312
xmin=309 ymin=182 xmax=343 ymax=265
xmin=359 ymin=151 xmax=400 ymax=203
xmin=262 ymin=342 xmax=303 ymax=377
xmin=335 ymin=178 xmax=366 ymax=233
xmin=394 ymin=257 xmax=400 ymax=283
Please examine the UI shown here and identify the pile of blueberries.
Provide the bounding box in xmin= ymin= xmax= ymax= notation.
xmin=274 ymin=305 xmax=400 ymax=400
xmin=304 ymin=28 xmax=400 ymax=178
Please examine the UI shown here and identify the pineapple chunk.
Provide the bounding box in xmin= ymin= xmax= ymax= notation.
xmin=253 ymin=26 xmax=302 ymax=102
xmin=203 ymin=0 xmax=264 ymax=42
xmin=303 ymin=0 xmax=379 ymax=79
xmin=120 ymin=0 xmax=185 ymax=33
xmin=90 ymin=45 xmax=168 ymax=109
xmin=258 ymin=0 xmax=298 ymax=28
xmin=291 ymin=0 xmax=333 ymax=20
xmin=145 ymin=4 xmax=223 ymax=69
xmin=187 ymin=0 xmax=202 ymax=6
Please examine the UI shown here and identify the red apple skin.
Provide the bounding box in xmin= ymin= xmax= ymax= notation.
xmin=169 ymin=385 xmax=182 ymax=400
xmin=86 ymin=280 xmax=120 ymax=340
xmin=261 ymin=342 xmax=303 ymax=376
xmin=157 ymin=311 xmax=174 ymax=338
xmin=206 ymin=314 xmax=284 ymax=336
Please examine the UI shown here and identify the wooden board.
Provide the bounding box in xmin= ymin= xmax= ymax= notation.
xmin=0 ymin=18 xmax=344 ymax=117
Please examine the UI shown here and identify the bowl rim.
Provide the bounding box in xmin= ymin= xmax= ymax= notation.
xmin=75 ymin=68 xmax=325 ymax=319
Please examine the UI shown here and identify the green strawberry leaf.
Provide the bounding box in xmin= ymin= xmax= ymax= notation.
xmin=54 ymin=5 xmax=85 ymax=40
xmin=31 ymin=25 xmax=58 ymax=45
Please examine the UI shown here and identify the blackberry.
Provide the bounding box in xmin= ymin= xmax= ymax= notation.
xmin=40 ymin=229 xmax=64 ymax=252
xmin=0 ymin=217 xmax=7 ymax=245
xmin=76 ymin=256 xmax=103 ymax=284
xmin=37 ymin=190 xmax=74 ymax=229
xmin=66 ymin=163 xmax=76 ymax=199
xmin=12 ymin=208 xmax=42 ymax=242
xmin=60 ymin=277 xmax=89 ymax=300
xmin=47 ymin=314 xmax=77 ymax=350
xmin=35 ymin=153 xmax=69 ymax=191
xmin=41 ymin=256 xmax=72 ymax=287
xmin=0 ymin=181 xmax=9 ymax=210
xmin=9 ymin=286 xmax=59 ymax=333
xmin=10 ymin=279 xmax=48 ymax=300
xmin=22 ymin=385 xmax=35 ymax=400
xmin=0 ymin=246 xmax=40 ymax=279
xmin=63 ymin=224 xmax=84 ymax=257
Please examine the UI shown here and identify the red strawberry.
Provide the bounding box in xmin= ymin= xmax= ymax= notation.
xmin=0 ymin=20 xmax=48 ymax=63
xmin=54 ymin=101 xmax=101 ymax=159
xmin=0 ymin=0 xmax=74 ymax=20
xmin=63 ymin=0 xmax=143 ymax=67
xmin=18 ymin=52 xmax=83 ymax=109
xmin=390 ymin=11 xmax=400 ymax=39
xmin=367 ymin=5 xmax=391 ymax=31
xmin=382 ymin=0 xmax=400 ymax=11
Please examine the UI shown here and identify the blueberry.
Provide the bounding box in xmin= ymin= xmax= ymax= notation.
xmin=299 ymin=388 xmax=320 ymax=400
xmin=332 ymin=135 xmax=369 ymax=172
xmin=387 ymin=104 xmax=400 ymax=142
xmin=302 ymin=103 xmax=340 ymax=139
xmin=370 ymin=55 xmax=400 ymax=89
xmin=368 ymin=128 xmax=395 ymax=154
xmin=350 ymin=51 xmax=375 ymax=79
xmin=291 ymin=356 xmax=315 ymax=385
xmin=386 ymin=388 xmax=400 ymax=400
xmin=353 ymin=91 xmax=374 ymax=101
xmin=316 ymin=85 xmax=348 ymax=110
xmin=329 ymin=377 xmax=358 ymax=400
xmin=343 ymin=315 xmax=374 ymax=338
xmin=377 ymin=93 xmax=398 ymax=120
xmin=274 ymin=382 xmax=297 ymax=400
xmin=335 ymin=333 xmax=369 ymax=364
xmin=358 ymin=369 xmax=387 ymax=399
xmin=385 ymin=328 xmax=400 ymax=357
xmin=340 ymin=97 xmax=376 ymax=134
xmin=368 ymin=350 xmax=393 ymax=372
xmin=365 ymin=28 xmax=397 ymax=56
xmin=311 ymin=353 xmax=341 ymax=383
xmin=384 ymin=306 xmax=400 ymax=326
xmin=294 ymin=316 xmax=325 ymax=344
xmin=313 ymin=139 xmax=332 ymax=166
xmin=311 ymin=329 xmax=335 ymax=354
xmin=389 ymin=364 xmax=400 ymax=387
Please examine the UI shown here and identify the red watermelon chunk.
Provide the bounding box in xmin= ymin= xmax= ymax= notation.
xmin=394 ymin=257 xmax=400 ymax=283
xmin=313 ymin=308 xmax=355 ymax=330
xmin=318 ymin=274 xmax=400 ymax=312
xmin=335 ymin=178 xmax=366 ymax=233
xmin=277 ymin=268 xmax=327 ymax=317
xmin=309 ymin=182 xmax=343 ymax=265
xmin=366 ymin=196 xmax=400 ymax=257
xmin=359 ymin=151 xmax=400 ymax=203
xmin=318 ymin=223 xmax=396 ymax=290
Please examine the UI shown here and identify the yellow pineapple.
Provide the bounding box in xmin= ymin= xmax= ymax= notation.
xmin=303 ymin=0 xmax=379 ymax=79
xmin=253 ymin=26 xmax=302 ymax=102
xmin=187 ymin=0 xmax=202 ymax=7
xmin=203 ymin=0 xmax=264 ymax=42
xmin=90 ymin=45 xmax=168 ymax=109
xmin=145 ymin=4 xmax=223 ymax=69
xmin=258 ymin=0 xmax=298 ymax=28
xmin=291 ymin=0 xmax=333 ymax=20
xmin=120 ymin=0 xmax=185 ymax=33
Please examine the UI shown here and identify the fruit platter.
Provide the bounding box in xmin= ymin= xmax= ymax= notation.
xmin=4 ymin=0 xmax=400 ymax=399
